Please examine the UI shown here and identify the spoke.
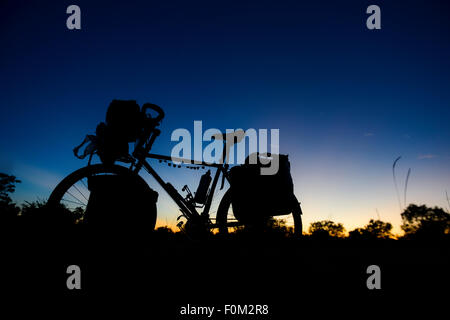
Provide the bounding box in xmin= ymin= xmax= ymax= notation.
xmin=72 ymin=183 xmax=89 ymax=202
xmin=66 ymin=190 xmax=87 ymax=206
xmin=62 ymin=197 xmax=86 ymax=207
xmin=80 ymin=178 xmax=88 ymax=190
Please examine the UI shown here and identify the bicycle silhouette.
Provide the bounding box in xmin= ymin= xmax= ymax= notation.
xmin=47 ymin=101 xmax=303 ymax=238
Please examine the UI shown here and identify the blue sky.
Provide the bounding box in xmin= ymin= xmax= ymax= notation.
xmin=1 ymin=0 xmax=449 ymax=233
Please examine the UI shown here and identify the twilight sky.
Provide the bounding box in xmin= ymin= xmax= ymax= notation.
xmin=1 ymin=0 xmax=449 ymax=233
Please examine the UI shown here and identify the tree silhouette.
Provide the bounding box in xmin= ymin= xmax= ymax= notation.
xmin=0 ymin=173 xmax=20 ymax=201
xmin=349 ymin=219 xmax=393 ymax=240
xmin=308 ymin=220 xmax=345 ymax=239
xmin=0 ymin=173 xmax=21 ymax=221
xmin=72 ymin=207 xmax=85 ymax=223
xmin=401 ymin=204 xmax=450 ymax=239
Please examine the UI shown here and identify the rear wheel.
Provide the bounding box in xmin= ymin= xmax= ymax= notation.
xmin=216 ymin=189 xmax=303 ymax=237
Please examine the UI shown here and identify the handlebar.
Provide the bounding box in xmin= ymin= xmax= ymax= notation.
xmin=142 ymin=103 xmax=165 ymax=122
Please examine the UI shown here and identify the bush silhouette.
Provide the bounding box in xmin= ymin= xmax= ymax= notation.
xmin=17 ymin=200 xmax=78 ymax=227
xmin=266 ymin=218 xmax=293 ymax=236
xmin=349 ymin=219 xmax=393 ymax=240
xmin=4 ymin=170 xmax=450 ymax=242
xmin=401 ymin=204 xmax=450 ymax=239
xmin=308 ymin=220 xmax=345 ymax=239
xmin=154 ymin=226 xmax=175 ymax=239
xmin=229 ymin=217 xmax=293 ymax=238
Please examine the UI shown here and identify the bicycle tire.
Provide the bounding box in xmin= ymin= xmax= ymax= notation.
xmin=47 ymin=164 xmax=157 ymax=232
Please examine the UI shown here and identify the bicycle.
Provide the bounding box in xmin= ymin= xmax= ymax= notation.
xmin=47 ymin=103 xmax=303 ymax=238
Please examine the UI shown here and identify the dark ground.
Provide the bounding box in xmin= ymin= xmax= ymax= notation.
xmin=2 ymin=229 xmax=449 ymax=317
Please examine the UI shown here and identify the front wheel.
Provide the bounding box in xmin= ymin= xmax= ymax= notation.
xmin=216 ymin=189 xmax=303 ymax=237
xmin=47 ymin=164 xmax=157 ymax=237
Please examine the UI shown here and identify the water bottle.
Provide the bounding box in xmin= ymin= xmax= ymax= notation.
xmin=194 ymin=170 xmax=212 ymax=204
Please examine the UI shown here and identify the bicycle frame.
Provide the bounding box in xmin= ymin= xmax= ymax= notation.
xmin=142 ymin=154 xmax=229 ymax=222
xmin=129 ymin=129 xmax=232 ymax=227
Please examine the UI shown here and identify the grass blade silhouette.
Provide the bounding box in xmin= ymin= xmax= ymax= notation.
xmin=446 ymin=190 xmax=450 ymax=212
xmin=392 ymin=156 xmax=402 ymax=212
xmin=403 ymin=168 xmax=411 ymax=208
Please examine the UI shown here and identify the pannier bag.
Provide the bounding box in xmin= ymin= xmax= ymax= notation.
xmin=96 ymin=100 xmax=144 ymax=164
xmin=229 ymin=154 xmax=298 ymax=223
xmin=85 ymin=173 xmax=158 ymax=233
